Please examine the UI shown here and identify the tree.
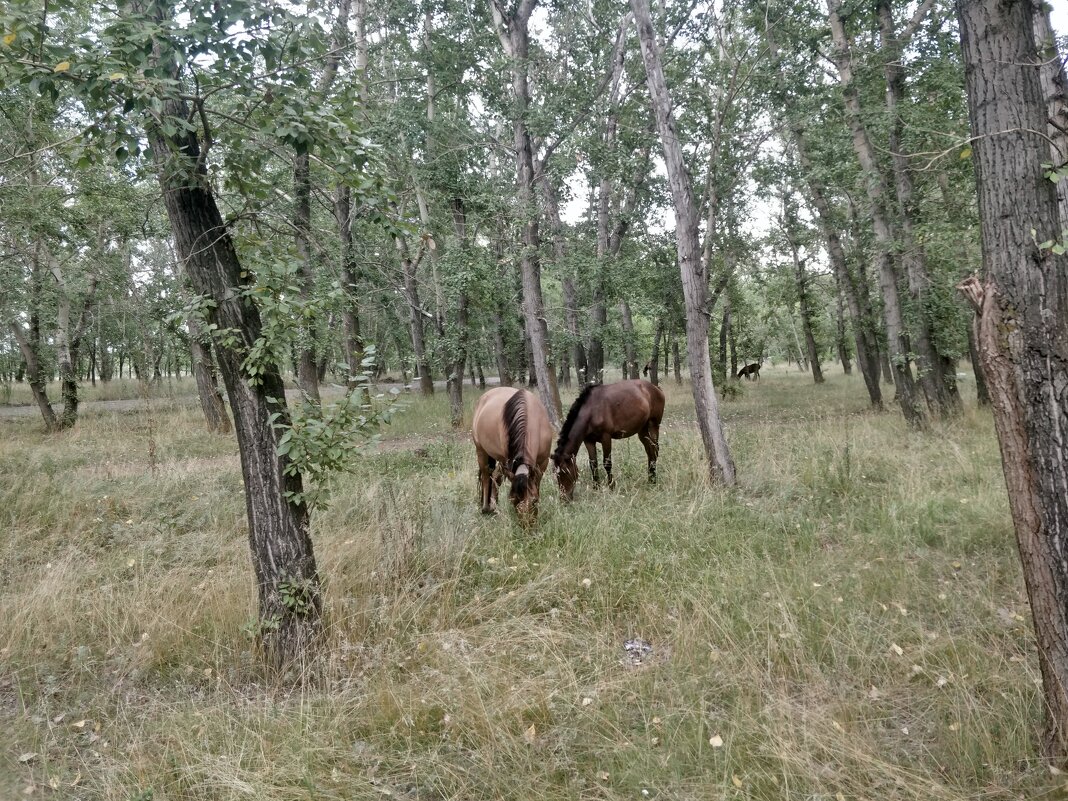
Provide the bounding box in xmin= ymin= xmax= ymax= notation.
xmin=957 ymin=0 xmax=1068 ymax=758
xmin=490 ymin=0 xmax=562 ymax=425
xmin=630 ymin=0 xmax=735 ymax=485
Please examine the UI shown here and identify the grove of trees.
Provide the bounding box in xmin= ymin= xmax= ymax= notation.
xmin=1 ymin=0 xmax=1066 ymax=760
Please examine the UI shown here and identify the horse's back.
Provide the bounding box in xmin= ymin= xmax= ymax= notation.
xmin=472 ymin=386 xmax=521 ymax=458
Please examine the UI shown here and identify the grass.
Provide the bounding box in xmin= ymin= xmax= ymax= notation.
xmin=0 ymin=365 xmax=1058 ymax=800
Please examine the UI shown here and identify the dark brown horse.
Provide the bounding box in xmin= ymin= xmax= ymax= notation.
xmin=551 ymin=379 xmax=665 ymax=500
xmin=472 ymin=387 xmax=553 ymax=525
xmin=736 ymin=362 xmax=761 ymax=381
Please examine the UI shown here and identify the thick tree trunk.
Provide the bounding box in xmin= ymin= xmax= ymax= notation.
xmin=828 ymin=0 xmax=925 ymax=427
xmin=958 ymin=0 xmax=1068 ymax=758
xmin=672 ymin=338 xmax=682 ymax=384
xmin=141 ymin=67 xmax=321 ymax=671
xmin=49 ymin=257 xmax=98 ymax=430
xmin=632 ymin=0 xmax=735 ymax=484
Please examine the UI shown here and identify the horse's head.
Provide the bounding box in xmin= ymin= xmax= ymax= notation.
xmin=510 ymin=463 xmax=541 ymax=526
xmin=551 ymin=452 xmax=578 ymax=502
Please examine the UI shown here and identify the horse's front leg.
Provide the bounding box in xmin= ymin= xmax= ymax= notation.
xmin=601 ymin=436 xmax=614 ymax=487
xmin=478 ymin=451 xmax=497 ymax=514
xmin=585 ymin=440 xmax=600 ymax=484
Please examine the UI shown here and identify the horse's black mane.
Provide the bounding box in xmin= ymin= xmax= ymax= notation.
xmin=504 ymin=390 xmax=531 ymax=502
xmin=553 ymin=383 xmax=598 ymax=461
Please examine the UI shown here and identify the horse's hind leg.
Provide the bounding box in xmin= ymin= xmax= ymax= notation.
xmin=601 ymin=436 xmax=614 ymax=487
xmin=585 ymin=440 xmax=600 ymax=484
xmin=639 ymin=421 xmax=660 ymax=483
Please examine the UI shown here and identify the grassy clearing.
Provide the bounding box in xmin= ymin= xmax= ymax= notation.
xmin=0 ymin=367 xmax=1056 ymax=799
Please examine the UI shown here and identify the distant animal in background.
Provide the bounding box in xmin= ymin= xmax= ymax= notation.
xmin=551 ymin=379 xmax=665 ymax=500
xmin=471 ymin=387 xmax=553 ymax=526
xmin=736 ymin=363 xmax=761 ymax=381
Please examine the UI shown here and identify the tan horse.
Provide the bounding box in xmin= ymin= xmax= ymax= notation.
xmin=551 ymin=379 xmax=665 ymax=500
xmin=471 ymin=387 xmax=553 ymax=524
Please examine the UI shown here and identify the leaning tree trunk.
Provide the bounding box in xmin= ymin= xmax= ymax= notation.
xmin=188 ymin=318 xmax=232 ymax=434
xmin=958 ymin=0 xmax=1068 ymax=759
xmin=631 ymin=0 xmax=735 ymax=485
xmin=827 ymin=0 xmax=925 ymax=427
xmin=877 ymin=0 xmax=961 ymax=417
xmin=134 ymin=21 xmax=322 ymax=669
xmin=9 ymin=320 xmax=57 ymax=431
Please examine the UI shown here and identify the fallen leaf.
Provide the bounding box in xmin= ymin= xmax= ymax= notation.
xmin=732 ymin=774 xmax=743 ymax=788
xmin=598 ymin=771 xmax=609 ymax=781
xmin=890 ymin=643 xmax=904 ymax=656
xmin=48 ymin=778 xmax=60 ymax=791
xmin=522 ymin=723 xmax=536 ymax=744
xmin=581 ymin=697 xmax=593 ymax=707
xmin=71 ymin=719 xmax=88 ymax=729
xmin=3 ymin=32 xmax=16 ymax=45
xmin=709 ymin=734 xmax=724 ymax=748
xmin=51 ymin=714 xmax=65 ymax=724
xmin=836 ymin=793 xmax=846 ymax=801
xmin=17 ymin=753 xmax=37 ymax=764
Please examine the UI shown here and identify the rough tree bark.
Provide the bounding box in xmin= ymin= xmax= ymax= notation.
xmin=958 ymin=0 xmax=1068 ymax=758
xmin=631 ymin=0 xmax=735 ymax=485
xmin=136 ymin=0 xmax=322 ymax=671
xmin=47 ymin=251 xmax=99 ymax=429
xmin=491 ymin=0 xmax=562 ymax=425
xmin=784 ymin=221 xmax=824 ymax=384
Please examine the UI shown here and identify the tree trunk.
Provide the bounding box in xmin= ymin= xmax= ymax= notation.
xmin=649 ymin=319 xmax=663 ymax=386
xmin=138 ymin=40 xmax=321 ymax=670
xmin=48 ymin=254 xmax=98 ymax=430
xmin=538 ymin=167 xmax=587 ymax=386
xmin=632 ymin=0 xmax=735 ymax=484
xmin=877 ymin=0 xmax=961 ymax=417
xmin=827 ymin=0 xmax=925 ymax=427
xmin=1031 ymin=0 xmax=1068 ymax=230
xmin=787 ymin=230 xmax=824 ymax=384
xmin=292 ymin=153 xmax=322 ymax=404
xmin=491 ymin=0 xmax=561 ymax=425
xmin=835 ymin=281 xmax=852 ymax=375
xmin=718 ymin=300 xmax=730 ymax=382
xmin=188 ymin=318 xmax=232 ymax=434
xmin=672 ymin=338 xmax=682 ymax=384
xmin=958 ymin=0 xmax=1068 ymax=758
xmin=967 ymin=325 xmax=990 ymax=406
xmin=9 ymin=320 xmax=57 ymax=431
xmin=446 ymin=198 xmax=471 ymax=429
xmin=620 ymin=300 xmax=639 ymax=379
xmin=396 ymin=234 xmax=435 ymax=396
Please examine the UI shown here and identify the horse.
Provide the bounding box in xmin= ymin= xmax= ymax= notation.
xmin=471 ymin=387 xmax=553 ymax=525
xmin=736 ymin=362 xmax=761 ymax=381
xmin=551 ymin=379 xmax=665 ymax=501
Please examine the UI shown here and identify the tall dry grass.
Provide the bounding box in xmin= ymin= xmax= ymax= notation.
xmin=0 ymin=367 xmax=1056 ymax=799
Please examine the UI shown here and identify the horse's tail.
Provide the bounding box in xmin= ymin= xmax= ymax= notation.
xmin=504 ymin=390 xmax=529 ymax=501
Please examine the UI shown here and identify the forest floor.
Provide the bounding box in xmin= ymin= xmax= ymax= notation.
xmin=1 ymin=367 xmax=1059 ymax=800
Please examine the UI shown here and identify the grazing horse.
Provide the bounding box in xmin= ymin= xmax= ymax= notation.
xmin=471 ymin=387 xmax=553 ymax=525
xmin=551 ymin=379 xmax=665 ymax=500
xmin=736 ymin=362 xmax=761 ymax=381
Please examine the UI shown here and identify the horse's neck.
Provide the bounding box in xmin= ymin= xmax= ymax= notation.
xmin=563 ymin=411 xmax=589 ymax=457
